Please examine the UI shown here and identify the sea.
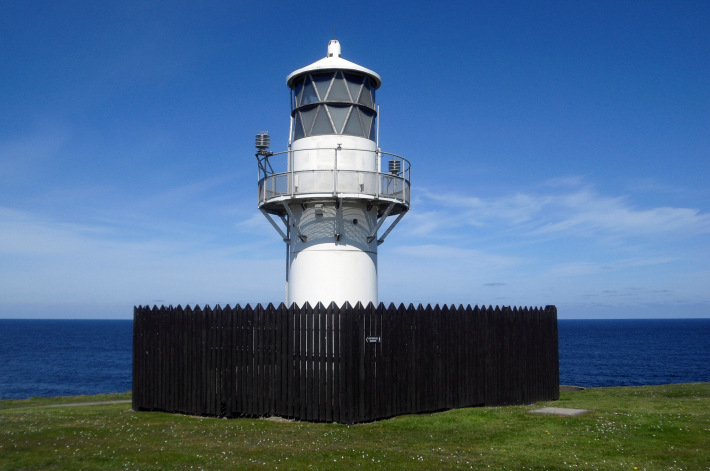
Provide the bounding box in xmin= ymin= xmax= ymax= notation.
xmin=1 ymin=318 xmax=709 ymax=400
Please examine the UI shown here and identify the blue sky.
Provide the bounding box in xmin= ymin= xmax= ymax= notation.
xmin=1 ymin=1 xmax=708 ymax=319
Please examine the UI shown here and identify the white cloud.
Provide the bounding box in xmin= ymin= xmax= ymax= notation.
xmin=416 ymin=182 xmax=710 ymax=240
xmin=544 ymin=257 xmax=674 ymax=278
xmin=0 ymin=207 xmax=284 ymax=316
xmin=0 ymin=125 xmax=69 ymax=183
xmin=531 ymin=190 xmax=710 ymax=237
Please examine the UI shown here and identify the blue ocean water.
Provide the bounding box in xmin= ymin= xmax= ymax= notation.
xmin=1 ymin=318 xmax=709 ymax=399
xmin=558 ymin=319 xmax=710 ymax=387
xmin=0 ymin=320 xmax=133 ymax=399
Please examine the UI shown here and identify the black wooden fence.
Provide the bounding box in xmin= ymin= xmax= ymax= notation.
xmin=133 ymin=303 xmax=558 ymax=423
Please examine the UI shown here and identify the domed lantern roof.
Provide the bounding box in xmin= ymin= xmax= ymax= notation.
xmin=286 ymin=40 xmax=381 ymax=89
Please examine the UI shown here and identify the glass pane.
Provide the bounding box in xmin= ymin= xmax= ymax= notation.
xmin=293 ymin=111 xmax=305 ymax=140
xmin=293 ymin=78 xmax=304 ymax=107
xmin=358 ymin=82 xmax=373 ymax=108
xmin=342 ymin=107 xmax=364 ymax=136
xmin=327 ymin=105 xmax=349 ymax=133
xmin=367 ymin=110 xmax=377 ymax=140
xmin=327 ymin=72 xmax=351 ymax=102
xmin=311 ymin=105 xmax=335 ymax=135
xmin=360 ymin=108 xmax=374 ymax=139
xmin=344 ymin=73 xmax=363 ymax=103
xmin=312 ymin=74 xmax=333 ymax=101
xmin=300 ymin=106 xmax=317 ymax=135
xmin=301 ymin=76 xmax=319 ymax=105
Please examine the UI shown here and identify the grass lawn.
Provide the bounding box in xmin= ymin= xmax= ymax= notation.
xmin=1 ymin=383 xmax=708 ymax=470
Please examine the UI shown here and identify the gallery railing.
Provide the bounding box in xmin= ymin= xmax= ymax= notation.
xmin=257 ymin=147 xmax=410 ymax=209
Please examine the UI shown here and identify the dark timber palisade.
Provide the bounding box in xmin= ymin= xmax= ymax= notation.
xmin=133 ymin=303 xmax=559 ymax=423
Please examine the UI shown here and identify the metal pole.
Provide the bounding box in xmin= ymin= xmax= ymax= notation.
xmin=376 ymin=104 xmax=380 ymax=148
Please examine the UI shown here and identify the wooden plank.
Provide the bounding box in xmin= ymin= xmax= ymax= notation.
xmin=289 ymin=305 xmax=297 ymax=419
xmin=270 ymin=304 xmax=278 ymax=416
xmin=243 ymin=305 xmax=251 ymax=417
xmin=174 ymin=307 xmax=180 ymax=413
xmin=373 ymin=304 xmax=380 ymax=420
xmin=383 ymin=305 xmax=393 ymax=417
xmin=150 ymin=307 xmax=158 ymax=411
xmin=184 ymin=307 xmax=191 ymax=415
xmin=246 ymin=305 xmax=255 ymax=416
xmin=306 ymin=306 xmax=315 ymax=421
xmin=226 ymin=306 xmax=235 ymax=417
xmin=253 ymin=306 xmax=260 ymax=416
xmin=162 ymin=307 xmax=168 ymax=411
xmin=257 ymin=305 xmax=264 ymax=416
xmin=299 ymin=305 xmax=306 ymax=420
xmin=401 ymin=304 xmax=412 ymax=416
xmin=295 ymin=305 xmax=302 ymax=419
xmin=266 ymin=305 xmax=274 ymax=416
xmin=356 ymin=304 xmax=365 ymax=423
xmin=258 ymin=305 xmax=266 ymax=416
xmin=381 ymin=305 xmax=392 ymax=418
xmin=341 ymin=306 xmax=352 ymax=424
xmin=210 ymin=306 xmax=216 ymax=416
xmin=363 ymin=305 xmax=372 ymax=421
xmin=215 ymin=306 xmax=223 ymax=416
xmin=131 ymin=307 xmax=140 ymax=410
xmin=332 ymin=305 xmax=341 ymax=423
xmin=203 ymin=306 xmax=210 ymax=416
xmin=316 ymin=305 xmax=324 ymax=421
xmin=214 ymin=306 xmax=222 ymax=416
xmin=148 ymin=307 xmax=155 ymax=411
xmin=455 ymin=305 xmax=463 ymax=407
xmin=442 ymin=305 xmax=451 ymax=410
xmin=189 ymin=306 xmax=197 ymax=416
xmin=174 ymin=307 xmax=181 ymax=412
xmin=299 ymin=306 xmax=307 ymax=421
xmin=235 ymin=305 xmax=243 ymax=417
xmin=327 ymin=305 xmax=334 ymax=422
xmin=407 ymin=305 xmax=416 ymax=414
xmin=277 ymin=304 xmax=286 ymax=417
xmin=225 ymin=306 xmax=233 ymax=417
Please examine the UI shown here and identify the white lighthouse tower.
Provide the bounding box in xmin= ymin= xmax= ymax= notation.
xmin=256 ymin=40 xmax=410 ymax=307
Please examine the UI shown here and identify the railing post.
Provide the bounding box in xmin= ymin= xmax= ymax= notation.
xmin=290 ymin=149 xmax=294 ymax=198
xmin=401 ymin=157 xmax=405 ymax=203
xmin=333 ymin=146 xmax=339 ymax=194
xmin=376 ymin=149 xmax=380 ymax=199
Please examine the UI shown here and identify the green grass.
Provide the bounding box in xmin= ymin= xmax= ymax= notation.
xmin=1 ymin=384 xmax=708 ymax=470
xmin=0 ymin=392 xmax=131 ymax=411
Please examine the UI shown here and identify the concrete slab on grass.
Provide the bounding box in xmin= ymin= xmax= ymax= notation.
xmin=529 ymin=407 xmax=591 ymax=417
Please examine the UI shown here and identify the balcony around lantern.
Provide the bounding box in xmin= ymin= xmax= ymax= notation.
xmin=257 ymin=147 xmax=410 ymax=218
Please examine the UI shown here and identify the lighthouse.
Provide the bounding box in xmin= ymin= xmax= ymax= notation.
xmin=256 ymin=40 xmax=410 ymax=307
